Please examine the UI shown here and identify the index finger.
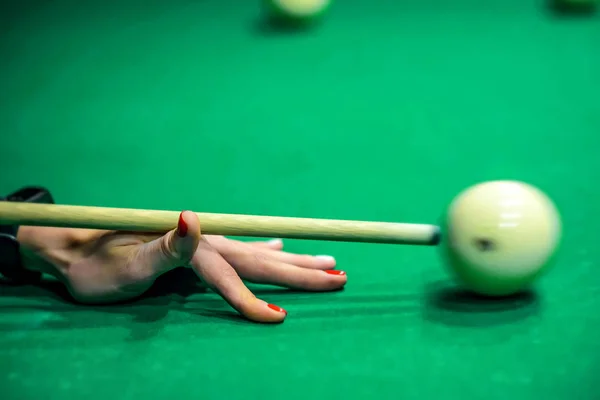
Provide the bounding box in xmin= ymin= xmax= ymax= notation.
xmin=191 ymin=239 xmax=287 ymax=323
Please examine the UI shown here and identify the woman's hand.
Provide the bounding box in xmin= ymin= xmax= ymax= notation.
xmin=17 ymin=211 xmax=347 ymax=323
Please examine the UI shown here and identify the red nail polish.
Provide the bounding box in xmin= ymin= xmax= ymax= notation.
xmin=268 ymin=304 xmax=287 ymax=314
xmin=325 ymin=270 xmax=345 ymax=275
xmin=177 ymin=212 xmax=188 ymax=237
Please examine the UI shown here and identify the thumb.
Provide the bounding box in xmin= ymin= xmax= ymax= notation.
xmin=139 ymin=210 xmax=202 ymax=277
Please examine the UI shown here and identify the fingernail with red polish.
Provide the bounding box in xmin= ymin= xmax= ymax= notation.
xmin=268 ymin=304 xmax=287 ymax=314
xmin=325 ymin=270 xmax=346 ymax=275
xmin=177 ymin=211 xmax=188 ymax=237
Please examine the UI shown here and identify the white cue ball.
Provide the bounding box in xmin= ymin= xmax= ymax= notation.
xmin=266 ymin=0 xmax=331 ymax=19
xmin=442 ymin=180 xmax=562 ymax=296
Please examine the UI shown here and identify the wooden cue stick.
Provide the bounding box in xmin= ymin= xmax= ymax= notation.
xmin=0 ymin=202 xmax=441 ymax=245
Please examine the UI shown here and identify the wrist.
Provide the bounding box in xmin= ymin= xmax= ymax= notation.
xmin=16 ymin=225 xmax=39 ymax=251
xmin=17 ymin=226 xmax=74 ymax=277
xmin=0 ymin=186 xmax=57 ymax=282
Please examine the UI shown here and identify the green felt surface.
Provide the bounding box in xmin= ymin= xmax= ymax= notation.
xmin=1 ymin=1 xmax=599 ymax=399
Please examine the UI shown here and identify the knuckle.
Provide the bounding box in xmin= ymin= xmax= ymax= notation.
xmin=210 ymin=261 xmax=239 ymax=289
xmin=252 ymin=251 xmax=270 ymax=265
xmin=219 ymin=263 xmax=238 ymax=279
xmin=249 ymin=252 xmax=272 ymax=277
xmin=301 ymin=255 xmax=316 ymax=265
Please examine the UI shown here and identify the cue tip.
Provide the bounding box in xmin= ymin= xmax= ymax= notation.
xmin=430 ymin=226 xmax=442 ymax=246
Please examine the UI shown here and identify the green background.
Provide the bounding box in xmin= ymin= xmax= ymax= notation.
xmin=1 ymin=1 xmax=599 ymax=399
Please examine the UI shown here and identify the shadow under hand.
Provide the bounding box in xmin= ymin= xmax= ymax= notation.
xmin=252 ymin=13 xmax=320 ymax=36
xmin=546 ymin=0 xmax=597 ymax=17
xmin=422 ymin=280 xmax=541 ymax=327
xmin=0 ymin=268 xmax=246 ymax=340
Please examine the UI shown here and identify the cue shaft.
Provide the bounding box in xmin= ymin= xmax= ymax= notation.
xmin=0 ymin=202 xmax=441 ymax=245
